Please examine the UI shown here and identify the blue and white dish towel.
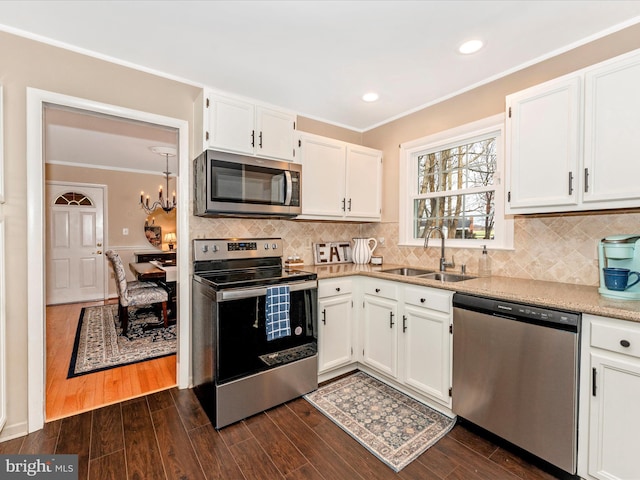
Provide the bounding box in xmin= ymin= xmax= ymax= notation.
xmin=266 ymin=285 xmax=291 ymax=341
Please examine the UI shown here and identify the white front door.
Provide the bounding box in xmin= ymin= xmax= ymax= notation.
xmin=46 ymin=182 xmax=105 ymax=305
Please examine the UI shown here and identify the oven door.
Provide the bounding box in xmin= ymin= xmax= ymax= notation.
xmin=214 ymin=280 xmax=317 ymax=384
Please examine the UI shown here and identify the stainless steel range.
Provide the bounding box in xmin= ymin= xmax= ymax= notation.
xmin=191 ymin=238 xmax=318 ymax=429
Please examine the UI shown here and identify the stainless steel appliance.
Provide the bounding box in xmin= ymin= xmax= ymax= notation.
xmin=452 ymin=293 xmax=580 ymax=475
xmin=193 ymin=150 xmax=302 ymax=218
xmin=191 ymin=238 xmax=317 ymax=429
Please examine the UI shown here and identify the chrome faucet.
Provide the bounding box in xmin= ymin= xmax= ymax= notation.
xmin=424 ymin=226 xmax=455 ymax=272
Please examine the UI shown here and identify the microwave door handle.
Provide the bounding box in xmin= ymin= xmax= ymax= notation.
xmin=284 ymin=170 xmax=293 ymax=206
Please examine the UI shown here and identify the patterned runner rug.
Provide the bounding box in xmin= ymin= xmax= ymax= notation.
xmin=67 ymin=304 xmax=176 ymax=378
xmin=304 ymin=371 xmax=456 ymax=472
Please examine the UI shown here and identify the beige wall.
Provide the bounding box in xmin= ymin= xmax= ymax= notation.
xmin=0 ymin=31 xmax=199 ymax=439
xmin=46 ymin=164 xmax=177 ymax=250
xmin=296 ymin=116 xmax=363 ymax=144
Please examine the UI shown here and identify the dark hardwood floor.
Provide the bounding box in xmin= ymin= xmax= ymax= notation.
xmin=0 ymin=386 xmax=560 ymax=480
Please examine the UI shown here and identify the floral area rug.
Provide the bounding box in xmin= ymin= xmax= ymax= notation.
xmin=304 ymin=371 xmax=456 ymax=472
xmin=67 ymin=304 xmax=176 ymax=378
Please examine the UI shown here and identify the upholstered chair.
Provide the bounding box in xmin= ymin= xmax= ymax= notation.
xmin=105 ymin=250 xmax=169 ymax=335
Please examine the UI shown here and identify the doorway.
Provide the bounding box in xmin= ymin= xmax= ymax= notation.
xmin=27 ymin=88 xmax=190 ymax=432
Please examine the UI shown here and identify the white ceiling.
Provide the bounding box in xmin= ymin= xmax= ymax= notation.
xmin=5 ymin=1 xmax=640 ymax=174
xmin=2 ymin=1 xmax=640 ymax=132
xmin=44 ymin=105 xmax=179 ymax=175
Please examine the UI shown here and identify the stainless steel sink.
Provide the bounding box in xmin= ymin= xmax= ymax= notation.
xmin=380 ymin=267 xmax=435 ymax=276
xmin=421 ymin=272 xmax=476 ymax=282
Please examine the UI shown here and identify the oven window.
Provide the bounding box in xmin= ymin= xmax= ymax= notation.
xmin=216 ymin=288 xmax=317 ymax=384
xmin=211 ymin=160 xmax=286 ymax=205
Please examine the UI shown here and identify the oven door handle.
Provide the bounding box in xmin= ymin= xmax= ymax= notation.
xmin=217 ymin=279 xmax=317 ymax=301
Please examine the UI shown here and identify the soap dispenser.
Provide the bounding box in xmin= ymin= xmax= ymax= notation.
xmin=478 ymin=245 xmax=492 ymax=277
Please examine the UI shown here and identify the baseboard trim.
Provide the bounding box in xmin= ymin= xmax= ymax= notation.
xmin=0 ymin=420 xmax=28 ymax=443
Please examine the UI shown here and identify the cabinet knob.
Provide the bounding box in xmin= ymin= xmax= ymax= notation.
xmin=420 ymin=298 xmax=426 ymax=303
xmin=620 ymin=339 xmax=631 ymax=348
xmin=375 ymin=288 xmax=381 ymax=293
xmin=335 ymin=287 xmax=341 ymax=292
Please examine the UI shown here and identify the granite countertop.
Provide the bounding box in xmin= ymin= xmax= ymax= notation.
xmin=302 ymin=263 xmax=640 ymax=323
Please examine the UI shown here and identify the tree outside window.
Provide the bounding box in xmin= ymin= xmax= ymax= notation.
xmin=414 ymin=137 xmax=497 ymax=241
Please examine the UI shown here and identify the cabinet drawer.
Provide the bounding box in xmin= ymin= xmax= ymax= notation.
xmin=318 ymin=278 xmax=353 ymax=298
xmin=591 ymin=319 xmax=640 ymax=359
xmin=362 ymin=281 xmax=398 ymax=300
xmin=404 ymin=286 xmax=452 ymax=313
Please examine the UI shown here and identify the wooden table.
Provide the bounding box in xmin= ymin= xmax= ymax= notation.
xmin=129 ymin=262 xmax=166 ymax=281
xmin=129 ymin=262 xmax=177 ymax=323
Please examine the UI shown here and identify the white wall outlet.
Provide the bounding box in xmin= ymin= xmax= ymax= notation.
xmin=122 ymin=228 xmax=129 ymax=235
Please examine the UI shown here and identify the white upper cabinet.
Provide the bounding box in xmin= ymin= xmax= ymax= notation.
xmin=198 ymin=90 xmax=296 ymax=161
xmin=297 ymin=132 xmax=382 ymax=221
xmin=506 ymin=75 xmax=582 ymax=212
xmin=298 ymin=134 xmax=346 ymax=218
xmin=583 ymin=53 xmax=640 ymax=205
xmin=345 ymin=145 xmax=382 ymax=219
xmin=256 ymin=107 xmax=297 ymax=161
xmin=506 ymin=48 xmax=640 ymax=214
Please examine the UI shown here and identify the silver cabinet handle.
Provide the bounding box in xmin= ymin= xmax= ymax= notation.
xmin=568 ymin=171 xmax=574 ymax=195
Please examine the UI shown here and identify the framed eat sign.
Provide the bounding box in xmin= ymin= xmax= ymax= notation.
xmin=313 ymin=241 xmax=352 ymax=265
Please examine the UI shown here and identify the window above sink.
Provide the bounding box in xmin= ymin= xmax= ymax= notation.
xmin=398 ymin=114 xmax=514 ymax=250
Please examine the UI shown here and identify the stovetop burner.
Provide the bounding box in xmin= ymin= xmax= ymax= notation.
xmin=196 ymin=267 xmax=316 ymax=290
xmin=192 ymin=238 xmax=316 ymax=290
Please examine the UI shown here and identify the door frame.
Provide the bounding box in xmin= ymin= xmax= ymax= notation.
xmin=46 ymin=181 xmax=108 ymax=304
xmin=27 ymin=88 xmax=191 ymax=432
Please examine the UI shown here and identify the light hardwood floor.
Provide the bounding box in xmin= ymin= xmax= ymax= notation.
xmin=46 ymin=299 xmax=176 ymax=421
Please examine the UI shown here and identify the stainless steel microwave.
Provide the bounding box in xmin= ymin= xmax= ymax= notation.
xmin=194 ymin=150 xmax=301 ymax=218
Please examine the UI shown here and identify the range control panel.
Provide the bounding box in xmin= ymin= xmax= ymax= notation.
xmin=193 ymin=238 xmax=283 ymax=261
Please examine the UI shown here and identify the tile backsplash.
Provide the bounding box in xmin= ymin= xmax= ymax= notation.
xmin=190 ymin=211 xmax=640 ymax=287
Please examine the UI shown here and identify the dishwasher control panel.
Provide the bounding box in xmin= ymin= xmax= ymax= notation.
xmin=453 ymin=293 xmax=580 ymax=329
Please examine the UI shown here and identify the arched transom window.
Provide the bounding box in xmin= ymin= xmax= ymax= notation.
xmin=54 ymin=192 xmax=94 ymax=206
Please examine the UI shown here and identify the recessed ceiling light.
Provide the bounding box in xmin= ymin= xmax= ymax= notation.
xmin=362 ymin=92 xmax=379 ymax=102
xmin=458 ymin=39 xmax=484 ymax=55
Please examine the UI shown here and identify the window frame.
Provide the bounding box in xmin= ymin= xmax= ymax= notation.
xmin=399 ymin=114 xmax=513 ymax=250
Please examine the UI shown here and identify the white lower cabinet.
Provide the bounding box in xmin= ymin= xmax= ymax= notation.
xmin=401 ymin=286 xmax=453 ymax=407
xmin=359 ymin=278 xmax=453 ymax=408
xmin=362 ymin=290 xmax=398 ymax=378
xmin=317 ymin=277 xmax=354 ymax=374
xmin=586 ymin=316 xmax=640 ymax=480
xmin=317 ymin=276 xmax=453 ymax=409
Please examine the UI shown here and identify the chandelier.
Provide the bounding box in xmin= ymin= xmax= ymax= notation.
xmin=140 ymin=146 xmax=176 ymax=214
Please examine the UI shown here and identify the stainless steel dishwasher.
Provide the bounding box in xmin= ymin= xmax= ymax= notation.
xmin=452 ymin=293 xmax=580 ymax=476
